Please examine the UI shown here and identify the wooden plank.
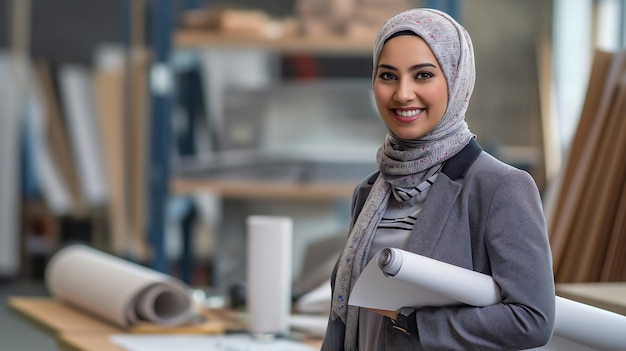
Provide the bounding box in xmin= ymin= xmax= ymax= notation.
xmin=552 ymin=52 xmax=626 ymax=281
xmin=601 ymin=170 xmax=626 ymax=281
xmin=564 ymin=68 xmax=626 ymax=281
xmin=93 ymin=53 xmax=128 ymax=256
xmin=126 ymin=0 xmax=149 ymax=262
xmin=580 ymin=76 xmax=626 ymax=281
xmin=127 ymin=48 xmax=150 ymax=262
xmin=548 ymin=50 xmax=613 ymax=272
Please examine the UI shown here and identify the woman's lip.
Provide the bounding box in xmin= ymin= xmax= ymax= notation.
xmin=394 ymin=107 xmax=423 ymax=111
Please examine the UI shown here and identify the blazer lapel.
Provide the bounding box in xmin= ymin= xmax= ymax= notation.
xmin=404 ymin=138 xmax=483 ymax=256
xmin=405 ymin=175 xmax=462 ymax=256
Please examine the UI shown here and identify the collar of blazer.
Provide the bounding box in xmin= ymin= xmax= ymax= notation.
xmin=367 ymin=138 xmax=483 ymax=185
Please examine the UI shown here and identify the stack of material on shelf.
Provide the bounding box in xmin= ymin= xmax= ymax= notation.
xmin=181 ymin=6 xmax=295 ymax=39
xmin=296 ymin=0 xmax=412 ymax=39
xmin=546 ymin=49 xmax=626 ymax=283
xmin=179 ymin=1 xmax=413 ymax=41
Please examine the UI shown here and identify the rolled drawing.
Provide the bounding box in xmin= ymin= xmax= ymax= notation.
xmin=377 ymin=247 xmax=501 ymax=307
xmin=551 ymin=297 xmax=626 ymax=351
xmin=45 ymin=244 xmax=192 ymax=329
xmin=350 ymin=248 xmax=626 ymax=351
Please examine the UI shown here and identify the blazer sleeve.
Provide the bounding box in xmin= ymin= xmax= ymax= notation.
xmin=414 ymin=168 xmax=555 ymax=350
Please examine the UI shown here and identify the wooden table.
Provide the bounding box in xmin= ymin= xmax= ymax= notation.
xmin=7 ymin=297 xmax=119 ymax=336
xmin=10 ymin=284 xmax=624 ymax=351
xmin=8 ymin=297 xmax=123 ymax=351
xmin=8 ymin=296 xmax=322 ymax=351
xmin=556 ymin=282 xmax=626 ymax=316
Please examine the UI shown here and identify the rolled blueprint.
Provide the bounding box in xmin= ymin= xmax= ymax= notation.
xmin=350 ymin=248 xmax=626 ymax=351
xmin=377 ymin=247 xmax=501 ymax=306
xmin=550 ymin=296 xmax=626 ymax=351
xmin=246 ymin=215 xmax=293 ymax=336
xmin=45 ymin=244 xmax=192 ymax=329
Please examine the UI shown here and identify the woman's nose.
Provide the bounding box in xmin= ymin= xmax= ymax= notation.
xmin=394 ymin=79 xmax=416 ymax=103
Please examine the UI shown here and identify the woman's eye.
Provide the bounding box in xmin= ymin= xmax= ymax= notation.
xmin=379 ymin=72 xmax=396 ymax=80
xmin=416 ymin=72 xmax=434 ymax=80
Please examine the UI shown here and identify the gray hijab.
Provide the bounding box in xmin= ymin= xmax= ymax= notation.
xmin=374 ymin=8 xmax=475 ymax=186
xmin=330 ymin=8 xmax=476 ymax=350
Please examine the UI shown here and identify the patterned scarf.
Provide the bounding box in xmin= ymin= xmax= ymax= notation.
xmin=330 ymin=8 xmax=476 ymax=350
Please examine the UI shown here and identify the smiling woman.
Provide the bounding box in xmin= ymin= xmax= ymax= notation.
xmin=321 ymin=8 xmax=556 ymax=351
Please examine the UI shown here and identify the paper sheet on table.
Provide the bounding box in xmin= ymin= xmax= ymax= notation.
xmin=349 ymin=248 xmax=626 ymax=351
xmin=45 ymin=244 xmax=192 ymax=329
xmin=110 ymin=334 xmax=318 ymax=351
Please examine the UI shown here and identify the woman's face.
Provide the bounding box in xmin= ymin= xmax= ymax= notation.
xmin=373 ymin=35 xmax=448 ymax=140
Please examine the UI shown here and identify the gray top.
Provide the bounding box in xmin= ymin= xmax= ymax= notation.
xmin=359 ymin=174 xmax=438 ymax=351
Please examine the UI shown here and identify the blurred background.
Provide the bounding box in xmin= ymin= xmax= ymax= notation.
xmin=1 ymin=0 xmax=626 ymax=348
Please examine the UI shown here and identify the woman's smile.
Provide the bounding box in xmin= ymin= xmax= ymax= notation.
xmin=392 ymin=107 xmax=424 ymax=123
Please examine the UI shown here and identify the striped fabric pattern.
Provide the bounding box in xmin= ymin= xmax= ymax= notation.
xmin=382 ymin=173 xmax=439 ymax=231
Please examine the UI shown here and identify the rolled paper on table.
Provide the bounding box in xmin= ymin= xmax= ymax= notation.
xmin=45 ymin=244 xmax=192 ymax=329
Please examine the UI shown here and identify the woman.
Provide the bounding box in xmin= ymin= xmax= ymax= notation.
xmin=322 ymin=8 xmax=555 ymax=351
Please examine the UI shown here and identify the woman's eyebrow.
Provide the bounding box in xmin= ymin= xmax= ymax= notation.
xmin=377 ymin=63 xmax=437 ymax=71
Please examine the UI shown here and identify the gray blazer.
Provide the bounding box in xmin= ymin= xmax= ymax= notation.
xmin=322 ymin=139 xmax=555 ymax=350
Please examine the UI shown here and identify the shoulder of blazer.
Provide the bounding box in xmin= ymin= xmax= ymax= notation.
xmin=366 ymin=138 xmax=483 ymax=185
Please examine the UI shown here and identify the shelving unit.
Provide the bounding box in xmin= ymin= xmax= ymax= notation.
xmin=147 ymin=26 xmax=379 ymax=286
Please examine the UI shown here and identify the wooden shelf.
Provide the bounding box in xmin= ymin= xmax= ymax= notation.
xmin=174 ymin=30 xmax=373 ymax=55
xmin=171 ymin=178 xmax=357 ymax=201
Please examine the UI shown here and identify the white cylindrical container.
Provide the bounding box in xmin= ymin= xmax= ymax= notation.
xmin=246 ymin=215 xmax=293 ymax=337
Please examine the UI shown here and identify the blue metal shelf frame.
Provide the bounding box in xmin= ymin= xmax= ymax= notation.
xmin=144 ymin=0 xmax=206 ymax=279
xmin=146 ymin=0 xmax=176 ymax=273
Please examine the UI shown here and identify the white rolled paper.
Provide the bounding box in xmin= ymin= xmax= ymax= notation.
xmin=550 ymin=297 xmax=626 ymax=351
xmin=246 ymin=215 xmax=293 ymax=336
xmin=45 ymin=244 xmax=192 ymax=328
xmin=350 ymin=248 xmax=626 ymax=351
xmin=377 ymin=247 xmax=501 ymax=307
